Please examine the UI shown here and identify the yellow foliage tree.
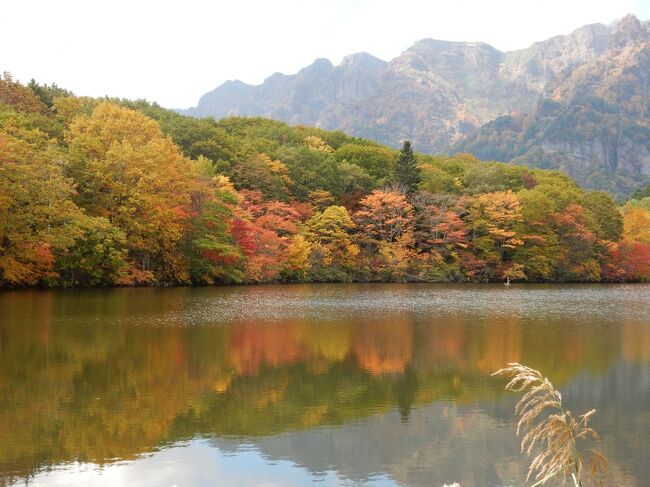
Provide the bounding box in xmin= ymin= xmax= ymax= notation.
xmin=0 ymin=122 xmax=81 ymax=285
xmin=304 ymin=135 xmax=333 ymax=153
xmin=472 ymin=190 xmax=524 ymax=249
xmin=282 ymin=234 xmax=313 ymax=281
xmin=64 ymin=102 xmax=197 ymax=283
xmin=622 ymin=206 xmax=650 ymax=243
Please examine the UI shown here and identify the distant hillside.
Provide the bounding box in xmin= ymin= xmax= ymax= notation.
xmin=182 ymin=15 xmax=650 ymax=196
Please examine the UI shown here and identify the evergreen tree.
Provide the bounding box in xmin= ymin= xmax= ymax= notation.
xmin=394 ymin=140 xmax=421 ymax=193
xmin=632 ymin=182 xmax=650 ymax=200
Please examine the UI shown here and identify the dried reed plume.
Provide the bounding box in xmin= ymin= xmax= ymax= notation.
xmin=492 ymin=363 xmax=607 ymax=486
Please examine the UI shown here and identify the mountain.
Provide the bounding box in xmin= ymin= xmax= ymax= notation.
xmin=455 ymin=14 xmax=650 ymax=198
xmin=182 ymin=15 xmax=650 ymax=196
xmin=184 ymin=53 xmax=387 ymax=126
xmin=182 ymin=20 xmax=614 ymax=152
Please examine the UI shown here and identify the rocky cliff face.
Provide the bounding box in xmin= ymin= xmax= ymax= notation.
xmin=185 ymin=53 xmax=387 ymax=125
xmin=455 ymin=15 xmax=650 ymax=197
xmin=182 ymin=15 xmax=650 ymax=195
xmin=182 ymin=19 xmax=618 ymax=151
xmin=501 ymin=22 xmax=611 ymax=93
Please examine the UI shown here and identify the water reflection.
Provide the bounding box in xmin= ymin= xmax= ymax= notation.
xmin=16 ymin=440 xmax=399 ymax=487
xmin=0 ymin=284 xmax=649 ymax=486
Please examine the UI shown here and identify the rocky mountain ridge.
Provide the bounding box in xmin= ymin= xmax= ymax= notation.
xmin=182 ymin=19 xmax=620 ymax=149
xmin=455 ymin=14 xmax=650 ymax=197
xmin=182 ymin=14 xmax=650 ymax=195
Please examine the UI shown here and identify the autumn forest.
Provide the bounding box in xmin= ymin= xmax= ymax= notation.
xmin=2 ymin=72 xmax=650 ymax=288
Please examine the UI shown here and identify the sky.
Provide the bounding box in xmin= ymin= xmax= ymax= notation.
xmin=2 ymin=0 xmax=649 ymax=108
xmin=22 ymin=439 xmax=400 ymax=487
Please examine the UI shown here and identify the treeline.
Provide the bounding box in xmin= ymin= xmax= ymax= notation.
xmin=1 ymin=72 xmax=650 ymax=287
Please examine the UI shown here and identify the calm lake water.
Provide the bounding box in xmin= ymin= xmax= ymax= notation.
xmin=1 ymin=284 xmax=649 ymax=487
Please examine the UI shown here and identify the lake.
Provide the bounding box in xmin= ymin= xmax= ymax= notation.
xmin=0 ymin=284 xmax=648 ymax=487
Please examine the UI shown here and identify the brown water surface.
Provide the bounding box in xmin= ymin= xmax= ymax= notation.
xmin=0 ymin=284 xmax=648 ymax=486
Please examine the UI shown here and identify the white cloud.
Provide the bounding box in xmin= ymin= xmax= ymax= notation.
xmin=0 ymin=0 xmax=643 ymax=108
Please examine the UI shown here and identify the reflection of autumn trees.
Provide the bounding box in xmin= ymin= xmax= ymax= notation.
xmin=228 ymin=323 xmax=306 ymax=374
xmin=353 ymin=320 xmax=414 ymax=375
xmin=474 ymin=319 xmax=522 ymax=374
xmin=0 ymin=303 xmax=647 ymax=483
xmin=301 ymin=323 xmax=352 ymax=363
xmin=621 ymin=322 xmax=650 ymax=363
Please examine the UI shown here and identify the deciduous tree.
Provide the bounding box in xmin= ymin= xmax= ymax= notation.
xmin=354 ymin=189 xmax=415 ymax=249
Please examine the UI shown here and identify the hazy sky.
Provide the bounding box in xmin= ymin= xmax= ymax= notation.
xmin=2 ymin=0 xmax=649 ymax=108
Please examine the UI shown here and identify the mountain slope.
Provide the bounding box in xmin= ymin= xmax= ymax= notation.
xmin=455 ymin=15 xmax=650 ymax=198
xmin=184 ymin=53 xmax=387 ymax=125
xmin=181 ymin=20 xmax=615 ymax=153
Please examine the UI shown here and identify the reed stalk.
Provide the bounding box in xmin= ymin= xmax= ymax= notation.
xmin=493 ymin=363 xmax=607 ymax=486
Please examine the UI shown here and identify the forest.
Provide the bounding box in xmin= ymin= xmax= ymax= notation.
xmin=1 ymin=72 xmax=650 ymax=287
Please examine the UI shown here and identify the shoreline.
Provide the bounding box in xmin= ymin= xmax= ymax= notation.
xmin=2 ymin=279 xmax=648 ymax=293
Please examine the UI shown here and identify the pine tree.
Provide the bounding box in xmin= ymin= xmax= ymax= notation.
xmin=394 ymin=140 xmax=421 ymax=193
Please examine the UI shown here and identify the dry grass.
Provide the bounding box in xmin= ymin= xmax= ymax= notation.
xmin=493 ymin=363 xmax=607 ymax=486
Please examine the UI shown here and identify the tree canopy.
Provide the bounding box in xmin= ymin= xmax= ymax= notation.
xmin=1 ymin=74 xmax=649 ymax=286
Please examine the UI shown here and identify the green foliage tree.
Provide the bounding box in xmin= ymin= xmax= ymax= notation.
xmin=393 ymin=140 xmax=421 ymax=193
xmin=631 ymin=183 xmax=650 ymax=200
xmin=333 ymin=143 xmax=395 ymax=183
xmin=582 ymin=191 xmax=623 ymax=242
xmin=305 ymin=206 xmax=359 ymax=281
xmin=54 ymin=215 xmax=127 ymax=287
xmin=27 ymin=79 xmax=73 ymax=108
